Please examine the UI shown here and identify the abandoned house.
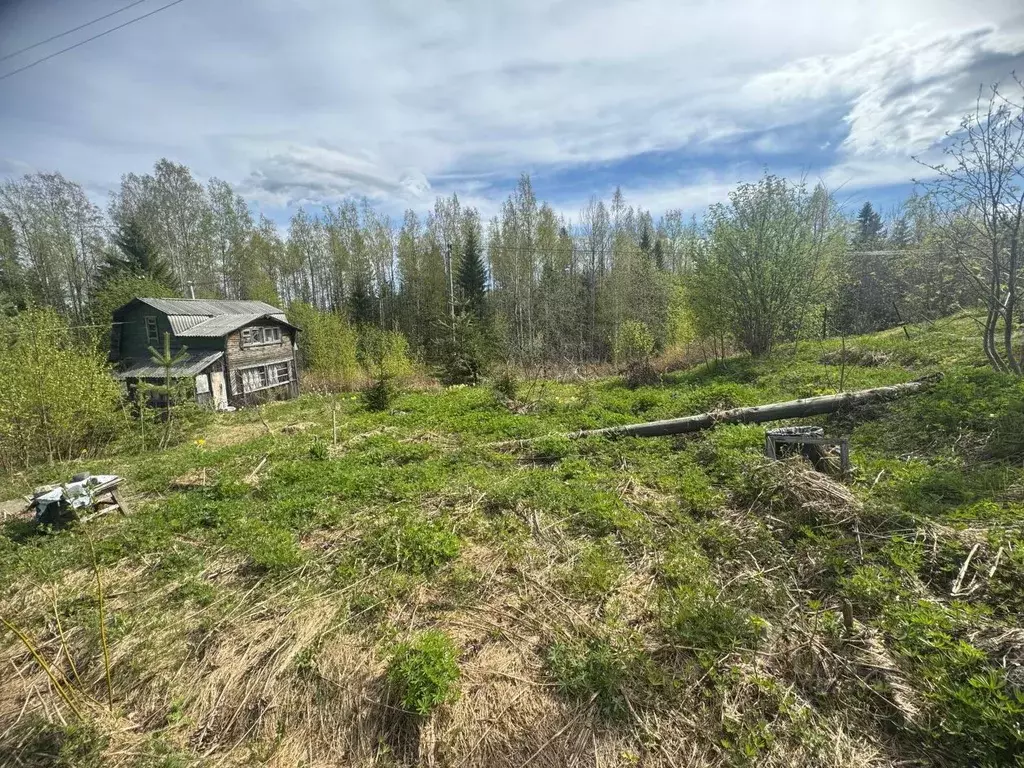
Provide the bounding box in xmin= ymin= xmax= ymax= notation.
xmin=110 ymin=298 xmax=300 ymax=409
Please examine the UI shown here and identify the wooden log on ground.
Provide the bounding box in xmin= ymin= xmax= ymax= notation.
xmin=571 ymin=375 xmax=940 ymax=440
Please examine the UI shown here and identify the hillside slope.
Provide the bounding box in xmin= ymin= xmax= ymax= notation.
xmin=2 ymin=316 xmax=1023 ymax=767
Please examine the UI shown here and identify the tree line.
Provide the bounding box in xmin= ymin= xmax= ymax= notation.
xmin=2 ymin=78 xmax=1022 ymax=380
xmin=0 ymin=165 xmax=972 ymax=365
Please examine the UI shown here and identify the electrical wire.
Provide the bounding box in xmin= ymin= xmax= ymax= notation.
xmin=0 ymin=0 xmax=153 ymax=63
xmin=0 ymin=0 xmax=189 ymax=83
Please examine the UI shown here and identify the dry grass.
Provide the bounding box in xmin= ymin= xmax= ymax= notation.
xmin=0 ymin=481 xmax=943 ymax=768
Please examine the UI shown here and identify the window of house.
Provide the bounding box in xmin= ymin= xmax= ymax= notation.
xmin=145 ymin=316 xmax=159 ymax=346
xmin=241 ymin=365 xmax=268 ymax=393
xmin=268 ymin=362 xmax=291 ymax=386
xmin=238 ymin=361 xmax=291 ymax=393
xmin=241 ymin=326 xmax=282 ymax=348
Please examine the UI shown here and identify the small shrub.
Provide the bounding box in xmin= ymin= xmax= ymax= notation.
xmin=615 ymin=320 xmax=657 ymax=389
xmin=358 ymin=328 xmax=412 ymax=411
xmin=387 ymin=630 xmax=461 ymax=715
xmin=289 ymin=302 xmax=360 ymax=389
xmin=11 ymin=720 xmax=109 ymax=768
xmin=309 ymin=436 xmax=329 ymax=460
xmin=361 ymin=377 xmax=399 ymax=412
xmin=492 ymin=368 xmax=518 ymax=401
xmin=630 ymin=391 xmax=663 ymax=415
xmin=662 ymin=582 xmax=763 ymax=656
xmin=0 ymin=309 xmax=123 ymax=470
xmin=659 ymin=545 xmax=763 ymax=655
xmin=226 ymin=518 xmax=303 ymax=571
xmin=840 ymin=565 xmax=906 ymax=613
xmin=437 ymin=313 xmax=490 ymax=385
xmin=531 ymin=434 xmax=573 ymax=463
xmin=359 ymin=327 xmax=412 ymax=381
xmin=210 ymin=477 xmax=250 ymax=500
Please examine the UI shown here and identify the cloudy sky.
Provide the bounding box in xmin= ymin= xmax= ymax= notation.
xmin=2 ymin=0 xmax=1023 ymax=223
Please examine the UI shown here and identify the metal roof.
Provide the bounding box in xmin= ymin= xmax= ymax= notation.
xmin=176 ymin=313 xmax=295 ymax=337
xmin=168 ymin=315 xmax=213 ymax=334
xmin=135 ymin=298 xmax=286 ymax=317
xmin=113 ymin=351 xmax=224 ymax=380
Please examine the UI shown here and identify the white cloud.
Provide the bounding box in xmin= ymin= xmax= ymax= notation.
xmin=747 ymin=24 xmax=1024 ymax=157
xmin=0 ymin=0 xmax=1022 ymax=214
xmin=236 ymin=144 xmax=432 ymax=208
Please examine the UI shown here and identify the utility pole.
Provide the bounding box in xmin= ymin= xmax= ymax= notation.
xmin=445 ymin=243 xmax=456 ymax=344
xmin=187 ymin=280 xmax=196 ymax=299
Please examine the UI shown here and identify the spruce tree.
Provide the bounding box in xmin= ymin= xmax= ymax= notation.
xmin=652 ymin=238 xmax=665 ymax=270
xmin=457 ymin=226 xmax=487 ymax=321
xmin=99 ymin=218 xmax=175 ymax=288
xmin=853 ymin=202 xmax=884 ymax=248
xmin=639 ymin=224 xmax=652 ymax=256
xmin=348 ymin=271 xmax=375 ymax=325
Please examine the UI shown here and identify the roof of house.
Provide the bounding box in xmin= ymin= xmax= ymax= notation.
xmin=176 ymin=313 xmax=294 ymax=337
xmin=115 ymin=298 xmax=298 ymax=337
xmin=112 ymin=351 xmax=225 ymax=380
xmin=133 ymin=298 xmax=287 ymax=318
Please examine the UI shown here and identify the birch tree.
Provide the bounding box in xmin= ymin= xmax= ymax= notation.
xmin=921 ymin=78 xmax=1024 ymax=374
xmin=691 ymin=174 xmax=841 ymax=356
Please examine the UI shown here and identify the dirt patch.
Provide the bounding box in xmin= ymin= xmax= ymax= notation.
xmin=0 ymin=497 xmax=30 ymax=522
xmin=203 ymin=422 xmax=264 ymax=448
xmin=280 ymin=421 xmax=319 ymax=435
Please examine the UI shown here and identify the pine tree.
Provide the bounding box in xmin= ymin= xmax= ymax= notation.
xmin=457 ymin=226 xmax=487 ymax=320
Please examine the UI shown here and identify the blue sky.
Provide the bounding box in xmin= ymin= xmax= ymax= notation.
xmin=2 ymin=0 xmax=1024 ymax=226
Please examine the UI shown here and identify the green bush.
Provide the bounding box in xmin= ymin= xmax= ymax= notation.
xmin=359 ymin=327 xmax=412 ymax=411
xmin=658 ymin=543 xmax=763 ymax=656
xmin=8 ymin=720 xmax=109 ymax=768
xmin=562 ymin=538 xmax=625 ymax=598
xmin=615 ymin=320 xmax=657 ymax=388
xmin=225 ymin=517 xmax=303 ymax=572
xmin=288 ymin=303 xmax=359 ymax=390
xmin=387 ymin=630 xmax=461 ymax=715
xmin=0 ymin=309 xmax=123 ymax=470
xmin=530 ymin=434 xmax=574 ymax=463
xmin=361 ymin=377 xmax=399 ymax=412
xmin=662 ymin=582 xmax=763 ymax=656
xmin=359 ymin=327 xmax=412 ymax=381
xmin=492 ymin=368 xmax=518 ymax=401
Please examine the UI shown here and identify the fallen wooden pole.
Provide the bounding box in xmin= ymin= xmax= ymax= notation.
xmin=570 ymin=375 xmax=940 ymax=439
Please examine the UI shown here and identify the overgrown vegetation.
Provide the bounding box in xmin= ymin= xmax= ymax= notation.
xmin=2 ymin=75 xmax=1024 ymax=767
xmin=2 ymin=315 xmax=1023 ymax=767
xmin=0 ymin=309 xmax=122 ymax=470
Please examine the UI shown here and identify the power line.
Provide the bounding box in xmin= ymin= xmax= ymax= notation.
xmin=0 ymin=0 xmax=153 ymax=64
xmin=0 ymin=0 xmax=189 ymax=83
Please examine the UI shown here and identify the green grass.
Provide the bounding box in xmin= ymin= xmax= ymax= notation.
xmin=2 ymin=314 xmax=1023 ymax=767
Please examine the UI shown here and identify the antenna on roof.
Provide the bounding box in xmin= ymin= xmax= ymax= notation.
xmin=187 ymin=280 xmax=196 ymax=299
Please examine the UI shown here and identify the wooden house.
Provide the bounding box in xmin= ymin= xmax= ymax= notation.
xmin=110 ymin=298 xmax=300 ymax=409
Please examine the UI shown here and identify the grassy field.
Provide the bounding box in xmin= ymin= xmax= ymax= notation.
xmin=2 ymin=315 xmax=1024 ymax=767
